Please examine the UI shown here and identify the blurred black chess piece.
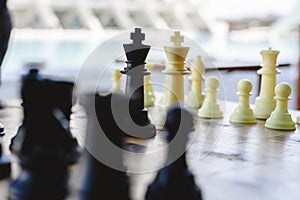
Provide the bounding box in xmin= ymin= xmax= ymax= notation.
xmin=0 ymin=126 xmax=11 ymax=180
xmin=121 ymin=27 xmax=156 ymax=138
xmin=0 ymin=122 xmax=4 ymax=137
xmin=9 ymin=69 xmax=80 ymax=200
xmin=0 ymin=0 xmax=12 ymax=109
xmin=145 ymin=106 xmax=202 ymax=200
xmin=79 ymin=93 xmax=130 ymax=200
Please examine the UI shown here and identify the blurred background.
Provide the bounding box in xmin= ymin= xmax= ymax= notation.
xmin=1 ymin=0 xmax=300 ymax=108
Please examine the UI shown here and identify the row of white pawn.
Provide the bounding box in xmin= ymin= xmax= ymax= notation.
xmin=110 ymin=56 xmax=296 ymax=131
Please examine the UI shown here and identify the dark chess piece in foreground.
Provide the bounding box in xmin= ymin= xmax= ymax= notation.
xmin=1 ymin=123 xmax=11 ymax=180
xmin=0 ymin=141 xmax=11 ymax=180
xmin=9 ymin=69 xmax=80 ymax=200
xmin=0 ymin=0 xmax=12 ymax=109
xmin=0 ymin=122 xmax=4 ymax=136
xmin=145 ymin=106 xmax=202 ymax=200
xmin=0 ymin=0 xmax=12 ymax=66
xmin=121 ymin=27 xmax=156 ymax=138
xmin=79 ymin=93 xmax=130 ymax=200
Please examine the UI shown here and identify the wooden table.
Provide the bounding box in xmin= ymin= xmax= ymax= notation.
xmin=1 ymin=99 xmax=300 ymax=200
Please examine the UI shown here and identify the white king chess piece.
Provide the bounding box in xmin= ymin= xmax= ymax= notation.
xmin=254 ymin=47 xmax=280 ymax=119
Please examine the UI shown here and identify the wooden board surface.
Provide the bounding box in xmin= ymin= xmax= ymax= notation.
xmin=1 ymin=99 xmax=300 ymax=200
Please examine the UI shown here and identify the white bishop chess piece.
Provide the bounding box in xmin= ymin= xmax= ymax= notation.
xmin=186 ymin=55 xmax=205 ymax=109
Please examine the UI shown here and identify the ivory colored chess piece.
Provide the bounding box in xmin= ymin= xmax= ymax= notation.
xmin=296 ymin=116 xmax=300 ymax=124
xmin=144 ymin=64 xmax=155 ymax=107
xmin=111 ymin=69 xmax=123 ymax=93
xmin=186 ymin=56 xmax=205 ymax=109
xmin=154 ymin=31 xmax=190 ymax=129
xmin=162 ymin=31 xmax=190 ymax=105
xmin=254 ymin=47 xmax=280 ymax=119
xmin=265 ymin=82 xmax=296 ymax=130
xmin=198 ymin=76 xmax=223 ymax=119
xmin=230 ymin=79 xmax=256 ymax=124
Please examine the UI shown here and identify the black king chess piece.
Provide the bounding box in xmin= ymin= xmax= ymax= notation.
xmin=9 ymin=69 xmax=80 ymax=200
xmin=121 ymin=27 xmax=156 ymax=138
xmin=145 ymin=106 xmax=202 ymax=200
xmin=79 ymin=93 xmax=130 ymax=200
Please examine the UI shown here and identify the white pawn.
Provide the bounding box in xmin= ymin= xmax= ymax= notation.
xmin=198 ymin=76 xmax=223 ymax=119
xmin=186 ymin=55 xmax=205 ymax=109
xmin=230 ymin=79 xmax=256 ymax=124
xmin=265 ymin=82 xmax=295 ymax=130
xmin=111 ymin=69 xmax=123 ymax=93
xmin=144 ymin=64 xmax=155 ymax=107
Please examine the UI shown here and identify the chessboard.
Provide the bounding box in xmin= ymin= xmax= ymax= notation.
xmin=1 ymin=99 xmax=300 ymax=200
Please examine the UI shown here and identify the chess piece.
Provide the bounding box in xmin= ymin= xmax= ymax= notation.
xmin=154 ymin=31 xmax=190 ymax=129
xmin=265 ymin=82 xmax=296 ymax=130
xmin=10 ymin=69 xmax=80 ymax=200
xmin=121 ymin=27 xmax=156 ymax=137
xmin=254 ymin=47 xmax=280 ymax=119
xmin=296 ymin=116 xmax=300 ymax=124
xmin=0 ymin=122 xmax=4 ymax=136
xmin=230 ymin=79 xmax=256 ymax=124
xmin=0 ymin=142 xmax=11 ymax=180
xmin=186 ymin=56 xmax=205 ymax=109
xmin=111 ymin=69 xmax=124 ymax=93
xmin=144 ymin=64 xmax=155 ymax=107
xmin=0 ymin=0 xmax=12 ymax=109
xmin=79 ymin=94 xmax=130 ymax=200
xmin=145 ymin=106 xmax=202 ymax=200
xmin=198 ymin=76 xmax=223 ymax=118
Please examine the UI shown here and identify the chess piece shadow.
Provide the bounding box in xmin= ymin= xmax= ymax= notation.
xmin=79 ymin=93 xmax=130 ymax=200
xmin=9 ymin=69 xmax=80 ymax=200
xmin=145 ymin=106 xmax=202 ymax=200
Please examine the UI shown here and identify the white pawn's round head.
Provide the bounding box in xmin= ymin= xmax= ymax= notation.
xmin=275 ymin=82 xmax=291 ymax=100
xmin=238 ymin=79 xmax=252 ymax=95
xmin=206 ymin=76 xmax=219 ymax=91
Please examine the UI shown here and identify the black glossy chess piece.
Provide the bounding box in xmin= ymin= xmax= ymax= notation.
xmin=121 ymin=27 xmax=156 ymax=138
xmin=0 ymin=122 xmax=4 ymax=136
xmin=0 ymin=0 xmax=11 ymax=66
xmin=0 ymin=123 xmax=11 ymax=180
xmin=145 ymin=106 xmax=202 ymax=200
xmin=0 ymin=0 xmax=12 ymax=109
xmin=0 ymin=141 xmax=11 ymax=180
xmin=9 ymin=69 xmax=80 ymax=200
xmin=79 ymin=93 xmax=130 ymax=200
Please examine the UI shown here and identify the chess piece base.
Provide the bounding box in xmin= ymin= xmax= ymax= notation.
xmin=230 ymin=108 xmax=256 ymax=124
xmin=185 ymin=92 xmax=204 ymax=109
xmin=10 ymin=165 xmax=69 ymax=200
xmin=254 ymin=97 xmax=276 ymax=119
xmin=265 ymin=112 xmax=296 ymax=130
xmin=198 ymin=105 xmax=223 ymax=119
xmin=0 ymin=156 xmax=11 ymax=180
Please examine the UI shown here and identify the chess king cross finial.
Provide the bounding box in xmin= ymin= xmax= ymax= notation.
xmin=170 ymin=31 xmax=184 ymax=46
xmin=130 ymin=28 xmax=145 ymax=45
